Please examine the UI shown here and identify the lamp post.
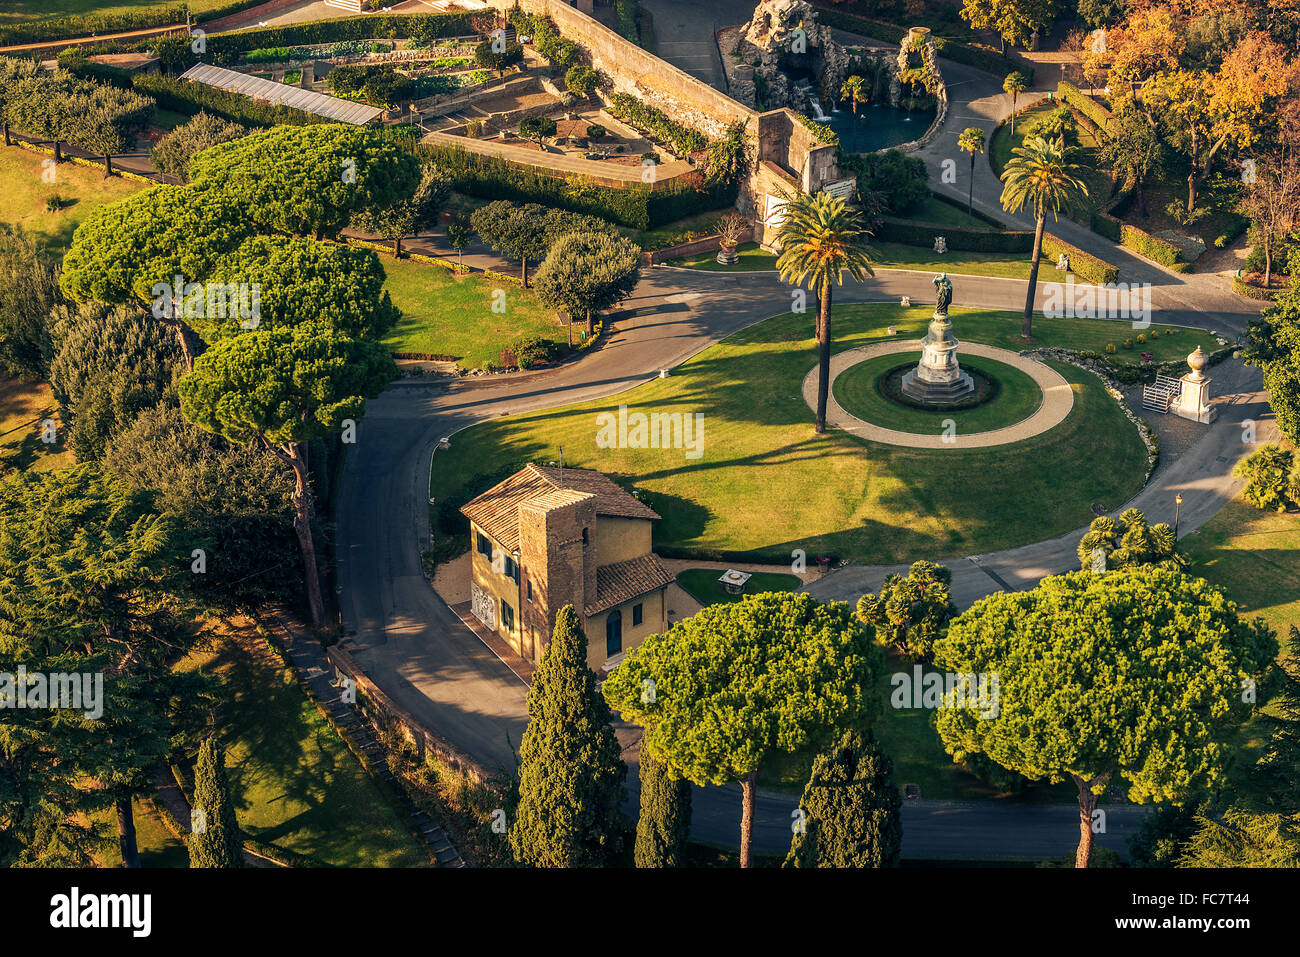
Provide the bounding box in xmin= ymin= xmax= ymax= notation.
xmin=1174 ymin=493 xmax=1183 ymax=538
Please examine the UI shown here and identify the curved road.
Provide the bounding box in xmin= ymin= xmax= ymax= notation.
xmin=335 ymin=8 xmax=1274 ymax=861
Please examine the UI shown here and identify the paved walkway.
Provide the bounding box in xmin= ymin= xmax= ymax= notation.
xmin=803 ymin=339 xmax=1073 ymax=448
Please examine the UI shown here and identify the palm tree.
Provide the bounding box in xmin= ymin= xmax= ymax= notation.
xmin=839 ymin=75 xmax=868 ymax=152
xmin=1004 ymin=72 xmax=1028 ymax=139
xmin=957 ymin=127 xmax=985 ymax=221
xmin=999 ymin=135 xmax=1089 ymax=340
xmin=775 ymin=189 xmax=876 ymax=433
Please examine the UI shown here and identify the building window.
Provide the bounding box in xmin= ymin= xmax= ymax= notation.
xmin=500 ymin=598 xmax=515 ymax=633
xmin=504 ymin=555 xmax=519 ymax=583
xmin=477 ymin=532 xmax=492 ymax=559
xmin=606 ymin=609 xmax=622 ymax=656
xmin=632 ymin=603 xmax=643 ymax=627
xmin=582 ymin=527 xmax=589 ymax=546
xmin=526 ymin=579 xmax=533 ymax=602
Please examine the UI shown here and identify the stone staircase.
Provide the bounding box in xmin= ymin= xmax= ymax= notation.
xmin=258 ymin=606 xmax=467 ymax=868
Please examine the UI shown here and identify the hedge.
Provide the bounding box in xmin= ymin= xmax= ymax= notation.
xmin=132 ymin=72 xmax=331 ymax=127
xmin=607 ymin=92 xmax=708 ymax=154
xmin=813 ymin=9 xmax=1033 ymax=83
xmin=1119 ymin=223 xmax=1188 ymax=270
xmin=1055 ymin=81 xmax=1115 ymax=137
xmin=1233 ymin=276 xmax=1284 ymax=301
xmin=877 ymin=217 xmax=1033 ymax=253
xmin=0 ymin=5 xmax=187 ymax=47
xmin=205 ymin=13 xmax=477 ymax=66
xmin=1040 ymin=234 xmax=1119 ymax=285
xmin=420 ymin=143 xmax=735 ymax=230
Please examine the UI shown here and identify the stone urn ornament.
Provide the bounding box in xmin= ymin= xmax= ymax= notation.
xmin=715 ymin=212 xmax=748 ymax=265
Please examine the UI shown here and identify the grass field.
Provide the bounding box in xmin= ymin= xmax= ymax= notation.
xmin=832 ymin=352 xmax=1044 ymax=434
xmin=669 ymin=240 xmax=1052 ymax=281
xmin=990 ymin=102 xmax=1113 ymax=225
xmin=675 ymin=568 xmax=800 ymax=606
xmin=428 ymin=304 xmax=1174 ymax=565
xmin=0 ymin=378 xmax=72 ymax=474
xmin=0 ymin=1 xmax=227 ymax=28
xmin=382 ymin=258 xmax=571 ymax=369
xmin=175 ymin=626 xmax=426 ymax=867
xmin=90 ymin=800 xmax=189 ymax=868
xmin=0 ymin=147 xmax=143 ymax=254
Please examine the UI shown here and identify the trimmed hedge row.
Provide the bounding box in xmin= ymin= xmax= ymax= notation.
xmin=877 ymin=217 xmax=1032 ymax=253
xmin=205 ymin=13 xmax=477 ymax=66
xmin=607 ymin=92 xmax=708 ymax=154
xmin=0 ymin=4 xmax=186 ymax=46
xmin=1055 ymin=81 xmax=1114 ymax=136
xmin=814 ymin=9 xmax=1033 ymax=83
xmin=876 ymin=215 xmax=1119 ymax=283
xmin=1233 ymin=276 xmax=1284 ymax=301
xmin=420 ymin=142 xmax=735 ymax=230
xmin=1041 ymin=233 xmax=1119 ymax=285
xmin=1094 ymin=201 xmax=1190 ymax=272
xmin=133 ymin=72 xmax=331 ymax=127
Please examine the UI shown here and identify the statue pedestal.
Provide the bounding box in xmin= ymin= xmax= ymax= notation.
xmin=1173 ymin=373 xmax=1216 ymax=424
xmin=901 ymin=311 xmax=974 ymax=404
xmin=1172 ymin=346 xmax=1216 ymax=424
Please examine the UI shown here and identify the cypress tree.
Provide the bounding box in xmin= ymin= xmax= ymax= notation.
xmin=510 ymin=605 xmax=627 ymax=867
xmin=634 ymin=746 xmax=692 ymax=868
xmin=786 ymin=729 xmax=902 ymax=868
xmin=188 ymin=737 xmax=243 ymax=868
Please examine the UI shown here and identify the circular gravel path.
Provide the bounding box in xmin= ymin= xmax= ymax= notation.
xmin=803 ymin=340 xmax=1075 ymax=449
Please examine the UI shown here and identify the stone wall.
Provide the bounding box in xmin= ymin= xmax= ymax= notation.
xmin=487 ymin=0 xmax=755 ymax=138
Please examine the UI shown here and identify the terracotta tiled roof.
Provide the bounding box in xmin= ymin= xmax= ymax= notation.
xmin=460 ymin=463 xmax=659 ymax=551
xmin=585 ymin=554 xmax=674 ymax=616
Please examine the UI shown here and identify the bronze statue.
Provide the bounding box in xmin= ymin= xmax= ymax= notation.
xmin=933 ymin=273 xmax=952 ymax=316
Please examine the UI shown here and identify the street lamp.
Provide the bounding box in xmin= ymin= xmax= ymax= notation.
xmin=1174 ymin=493 xmax=1183 ymax=537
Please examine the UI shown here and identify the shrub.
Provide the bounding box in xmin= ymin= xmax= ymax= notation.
xmin=842 ymin=150 xmax=928 ymax=215
xmin=1136 ymin=333 xmax=1146 ymax=344
xmin=474 ymin=39 xmax=524 ymax=75
xmin=1055 ymin=81 xmax=1115 ymax=136
xmin=1041 ymin=234 xmax=1119 ymax=285
xmin=1105 ymin=342 xmax=1116 ymax=354
xmin=0 ymin=5 xmax=188 ymax=46
xmin=564 ymin=66 xmax=599 ymax=97
xmin=1123 ymin=338 xmax=1134 ymax=349
xmin=1233 ymin=444 xmax=1297 ymax=512
xmin=585 ymin=123 xmax=605 ymax=140
xmin=205 ymin=13 xmax=474 ymax=66
xmin=151 ymin=111 xmax=247 ymax=183
xmin=0 ymin=58 xmax=156 ymax=154
xmin=607 ymin=92 xmax=708 ymax=154
xmin=510 ymin=335 xmax=564 ymax=369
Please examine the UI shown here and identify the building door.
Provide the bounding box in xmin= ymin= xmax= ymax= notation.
xmin=606 ymin=610 xmax=622 ymax=657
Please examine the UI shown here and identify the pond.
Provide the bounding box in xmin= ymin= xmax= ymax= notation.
xmin=823 ymin=103 xmax=936 ymax=153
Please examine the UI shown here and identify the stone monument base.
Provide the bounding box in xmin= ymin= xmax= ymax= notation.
xmin=900 ymin=367 xmax=975 ymax=404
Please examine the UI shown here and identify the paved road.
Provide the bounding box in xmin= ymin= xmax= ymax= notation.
xmin=637 ymin=0 xmax=760 ymax=89
xmin=333 ymin=12 xmax=1272 ymax=858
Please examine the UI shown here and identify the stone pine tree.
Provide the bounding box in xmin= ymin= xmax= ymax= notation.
xmin=634 ymin=747 xmax=692 ymax=868
xmin=786 ymin=729 xmax=902 ymax=868
xmin=189 ymin=737 xmax=242 ymax=868
xmin=603 ymin=592 xmax=879 ymax=868
xmin=511 ymin=605 xmax=627 ymax=867
xmin=933 ymin=566 xmax=1277 ymax=868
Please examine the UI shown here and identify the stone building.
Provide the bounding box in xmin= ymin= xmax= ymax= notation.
xmin=460 ymin=463 xmax=673 ymax=670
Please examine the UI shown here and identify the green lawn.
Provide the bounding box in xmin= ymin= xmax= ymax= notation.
xmin=90 ymin=799 xmax=189 ymax=868
xmin=991 ymin=102 xmax=1113 ymax=224
xmin=0 ymin=377 xmax=72 ymax=474
xmin=382 ymin=257 xmax=571 ymax=369
xmin=675 ymin=568 xmax=800 ymax=606
xmin=1183 ymin=497 xmax=1300 ymax=646
xmin=670 ymin=240 xmax=1040 ymax=280
xmin=832 ymin=352 xmax=1044 ymax=434
xmin=175 ymin=629 xmax=427 ymax=867
xmin=0 ymin=147 xmax=143 ymax=254
xmin=428 ymin=304 xmax=1174 ymax=565
xmin=0 ymin=0 xmax=229 ymax=28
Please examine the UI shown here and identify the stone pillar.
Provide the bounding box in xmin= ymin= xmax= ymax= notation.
xmin=1173 ymin=345 xmax=1216 ymax=424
